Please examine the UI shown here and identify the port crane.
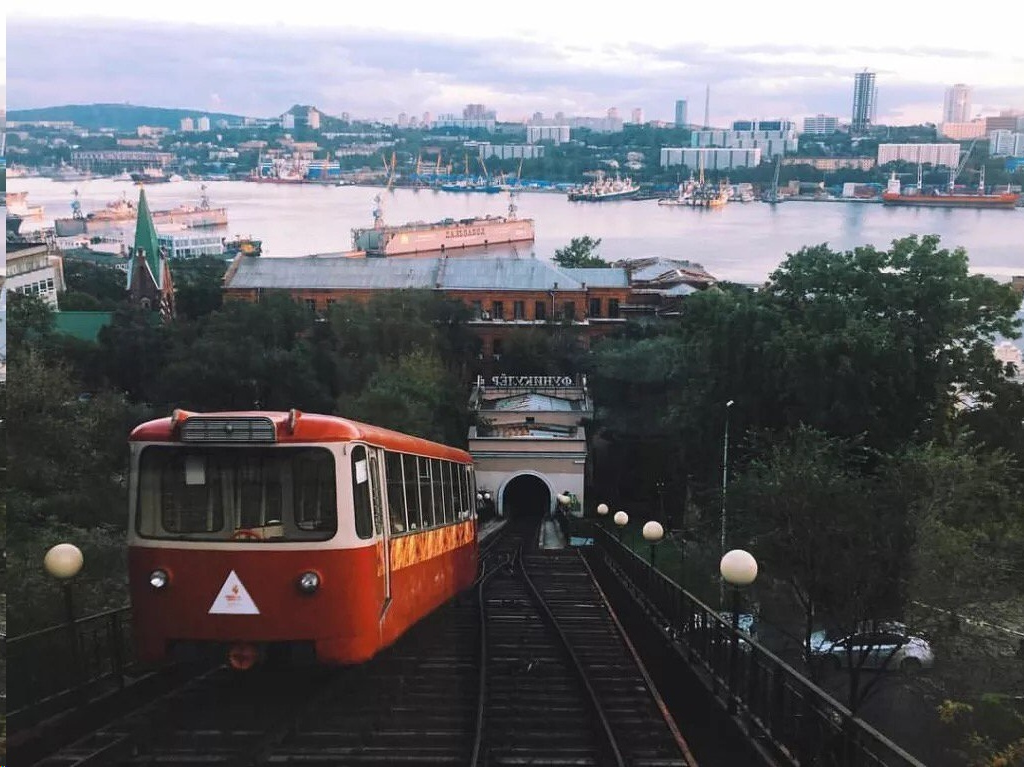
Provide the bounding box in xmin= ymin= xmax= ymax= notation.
xmin=765 ymin=155 xmax=782 ymax=204
xmin=381 ymin=151 xmax=397 ymax=191
xmin=948 ymin=137 xmax=979 ymax=192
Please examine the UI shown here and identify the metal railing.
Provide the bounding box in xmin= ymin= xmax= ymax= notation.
xmin=590 ymin=526 xmax=926 ymax=767
xmin=7 ymin=606 xmax=134 ymax=728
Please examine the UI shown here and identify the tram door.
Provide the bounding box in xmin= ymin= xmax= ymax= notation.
xmin=366 ymin=448 xmax=392 ymax=619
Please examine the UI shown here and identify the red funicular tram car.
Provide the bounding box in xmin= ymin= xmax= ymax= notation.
xmin=128 ymin=409 xmax=478 ymax=668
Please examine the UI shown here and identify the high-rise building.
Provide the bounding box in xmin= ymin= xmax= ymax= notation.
xmin=196 ymin=116 xmax=211 ymax=132
xmin=607 ymin=107 xmax=619 ymax=120
xmin=802 ymin=114 xmax=839 ymax=135
xmin=464 ymin=104 xmax=494 ymax=119
xmin=985 ymin=110 xmax=1024 ymax=133
xmin=943 ymin=84 xmax=971 ymax=123
xmin=179 ymin=117 xmax=194 ymax=132
xmin=675 ymin=100 xmax=688 ymax=127
xmin=852 ymin=71 xmax=877 ymax=134
xmin=631 ymin=108 xmax=644 ymax=124
xmin=691 ymin=120 xmax=798 ymax=160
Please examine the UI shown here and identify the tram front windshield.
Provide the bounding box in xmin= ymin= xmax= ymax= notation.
xmin=136 ymin=446 xmax=338 ymax=541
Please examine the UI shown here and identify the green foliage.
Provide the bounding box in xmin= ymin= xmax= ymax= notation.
xmin=885 ymin=439 xmax=1024 ymax=606
xmin=6 ymin=349 xmax=150 ymax=533
xmin=729 ymin=427 xmax=909 ymax=641
xmin=553 ymin=236 xmax=609 ymax=268
xmin=169 ymin=256 xmax=227 ymax=320
xmin=7 ymin=292 xmax=56 ymax=354
xmin=340 ymin=350 xmax=467 ymax=445
xmin=61 ymin=259 xmax=129 ymax=310
xmin=938 ymin=696 xmax=1024 ymax=767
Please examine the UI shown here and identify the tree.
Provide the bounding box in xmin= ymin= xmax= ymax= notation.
xmin=339 ymin=349 xmax=467 ymax=445
xmin=728 ymin=426 xmax=912 ymax=713
xmin=553 ymin=236 xmax=610 ymax=268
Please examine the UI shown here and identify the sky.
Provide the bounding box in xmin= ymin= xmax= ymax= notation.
xmin=6 ymin=1 xmax=1024 ymax=127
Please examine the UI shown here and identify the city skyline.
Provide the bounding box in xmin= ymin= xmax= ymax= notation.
xmin=5 ymin=4 xmax=1024 ymax=128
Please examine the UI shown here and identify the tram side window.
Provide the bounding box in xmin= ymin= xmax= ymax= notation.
xmin=443 ymin=461 xmax=455 ymax=522
xmin=429 ymin=459 xmax=444 ymax=524
xmin=384 ymin=451 xmax=408 ymax=533
xmin=403 ymin=454 xmax=422 ymax=530
xmin=351 ymin=446 xmax=374 ymax=539
xmin=419 ymin=457 xmax=435 ymax=528
xmin=466 ymin=467 xmax=476 ymax=519
xmin=452 ymin=463 xmax=465 ymax=519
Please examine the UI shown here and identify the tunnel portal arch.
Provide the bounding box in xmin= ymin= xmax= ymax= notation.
xmin=497 ymin=471 xmax=555 ymax=519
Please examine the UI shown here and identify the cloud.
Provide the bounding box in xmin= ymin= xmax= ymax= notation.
xmin=7 ymin=18 xmax=1023 ymax=126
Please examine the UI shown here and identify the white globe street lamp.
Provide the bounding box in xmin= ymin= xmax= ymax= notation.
xmin=44 ymin=543 xmax=84 ymax=580
xmin=720 ymin=548 xmax=758 ymax=715
xmin=44 ymin=543 xmax=86 ymax=692
xmin=642 ymin=520 xmax=664 ymax=569
xmin=613 ymin=511 xmax=629 ymax=542
xmin=596 ymin=503 xmax=609 ymax=516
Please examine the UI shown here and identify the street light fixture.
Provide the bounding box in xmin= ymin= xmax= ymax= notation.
xmin=642 ymin=520 xmax=664 ymax=569
xmin=720 ymin=399 xmax=735 ymax=606
xmin=44 ymin=543 xmax=85 ymax=696
xmin=720 ymin=548 xmax=758 ymax=715
xmin=613 ymin=511 xmax=629 ymax=542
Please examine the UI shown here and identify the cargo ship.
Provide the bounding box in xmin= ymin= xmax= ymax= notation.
xmin=568 ymin=172 xmax=640 ymax=202
xmin=882 ymin=170 xmax=1019 ymax=209
xmin=352 ymin=192 xmax=535 ymax=256
xmin=6 ymin=191 xmax=46 ymax=221
xmin=151 ymin=185 xmax=228 ymax=228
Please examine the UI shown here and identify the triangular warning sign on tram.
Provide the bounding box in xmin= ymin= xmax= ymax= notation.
xmin=208 ymin=570 xmax=260 ymax=615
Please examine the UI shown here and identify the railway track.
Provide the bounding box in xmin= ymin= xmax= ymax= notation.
xmin=29 ymin=519 xmax=694 ymax=766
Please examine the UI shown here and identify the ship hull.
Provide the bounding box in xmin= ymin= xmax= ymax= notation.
xmin=881 ymin=193 xmax=1019 ymax=209
xmin=152 ymin=207 xmax=229 ymax=228
xmin=353 ymin=217 xmax=535 ymax=256
xmin=568 ymin=191 xmax=638 ymax=202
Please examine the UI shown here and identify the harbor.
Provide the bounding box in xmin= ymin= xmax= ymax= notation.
xmin=8 ymin=177 xmax=1024 ymax=286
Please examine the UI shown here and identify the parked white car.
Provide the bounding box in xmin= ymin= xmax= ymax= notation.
xmin=809 ymin=625 xmax=934 ymax=672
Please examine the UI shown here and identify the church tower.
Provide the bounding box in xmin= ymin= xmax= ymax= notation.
xmin=126 ymin=188 xmax=175 ymax=319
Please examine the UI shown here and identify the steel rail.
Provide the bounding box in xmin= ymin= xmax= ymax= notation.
xmin=515 ymin=536 xmax=628 ymax=767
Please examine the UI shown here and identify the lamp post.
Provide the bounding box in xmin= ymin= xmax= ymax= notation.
xmin=44 ymin=543 xmax=85 ymax=695
xmin=720 ymin=548 xmax=758 ymax=716
xmin=596 ymin=503 xmax=609 ymax=538
xmin=613 ymin=511 xmax=629 ymax=542
xmin=655 ymin=480 xmax=666 ymax=526
xmin=720 ymin=399 xmax=735 ymax=606
xmin=642 ymin=520 xmax=664 ymax=570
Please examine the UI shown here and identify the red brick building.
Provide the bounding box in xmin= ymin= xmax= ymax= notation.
xmin=223 ymin=255 xmax=634 ymax=357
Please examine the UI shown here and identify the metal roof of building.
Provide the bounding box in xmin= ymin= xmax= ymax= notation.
xmin=491 ymin=393 xmax=577 ymax=411
xmin=562 ymin=268 xmax=630 ymax=287
xmin=226 ymin=255 xmax=629 ymax=292
xmin=620 ymin=257 xmax=714 ymax=284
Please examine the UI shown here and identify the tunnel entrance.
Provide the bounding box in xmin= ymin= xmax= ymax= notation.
xmin=501 ymin=474 xmax=551 ymax=519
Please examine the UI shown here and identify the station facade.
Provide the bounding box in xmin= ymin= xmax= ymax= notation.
xmin=468 ymin=375 xmax=591 ymax=519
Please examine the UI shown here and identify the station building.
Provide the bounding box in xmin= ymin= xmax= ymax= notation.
xmin=468 ymin=375 xmax=591 ymax=518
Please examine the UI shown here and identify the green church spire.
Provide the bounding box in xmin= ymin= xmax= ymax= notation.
xmin=133 ymin=188 xmax=163 ymax=284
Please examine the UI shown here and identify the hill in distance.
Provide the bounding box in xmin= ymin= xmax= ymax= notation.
xmin=7 ymin=103 xmax=253 ymax=132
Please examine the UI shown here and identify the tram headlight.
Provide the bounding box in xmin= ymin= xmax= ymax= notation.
xmin=149 ymin=569 xmax=169 ymax=589
xmin=297 ymin=571 xmax=321 ymax=594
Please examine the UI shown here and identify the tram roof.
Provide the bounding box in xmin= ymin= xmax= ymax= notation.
xmin=130 ymin=411 xmax=472 ymax=462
